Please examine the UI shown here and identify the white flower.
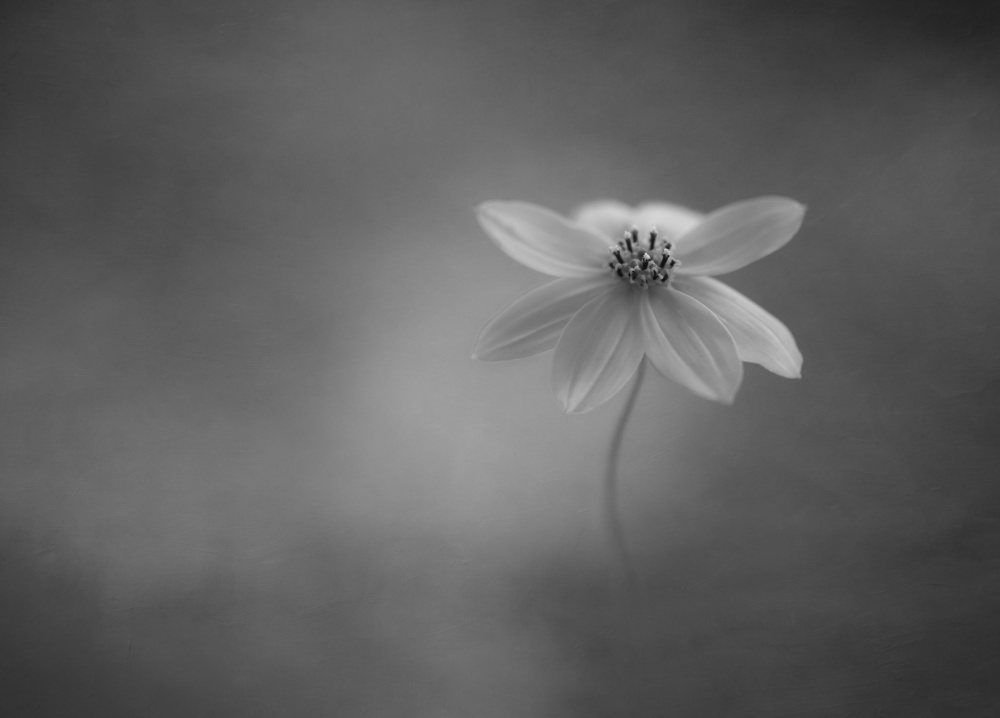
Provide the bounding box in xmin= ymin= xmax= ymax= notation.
xmin=472 ymin=197 xmax=805 ymax=413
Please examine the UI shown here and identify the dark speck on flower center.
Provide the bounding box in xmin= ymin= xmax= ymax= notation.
xmin=607 ymin=226 xmax=680 ymax=289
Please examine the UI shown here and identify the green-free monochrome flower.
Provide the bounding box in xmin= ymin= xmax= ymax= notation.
xmin=472 ymin=197 xmax=805 ymax=412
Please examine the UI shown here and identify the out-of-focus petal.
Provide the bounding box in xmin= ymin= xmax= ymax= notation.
xmin=634 ymin=202 xmax=704 ymax=239
xmin=472 ymin=276 xmax=611 ymax=361
xmin=574 ymin=200 xmax=705 ymax=242
xmin=673 ymin=197 xmax=805 ymax=276
xmin=552 ymin=286 xmax=645 ymax=413
xmin=476 ymin=201 xmax=611 ymax=278
xmin=572 ymin=199 xmax=638 ymax=241
xmin=672 ymin=276 xmax=802 ymax=378
xmin=640 ymin=288 xmax=743 ymax=403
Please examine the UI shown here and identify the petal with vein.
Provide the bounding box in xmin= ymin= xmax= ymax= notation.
xmin=641 ymin=288 xmax=743 ymax=403
xmin=673 ymin=197 xmax=805 ymax=276
xmin=673 ymin=276 xmax=802 ymax=378
xmin=552 ymin=286 xmax=645 ymax=413
xmin=634 ymin=202 xmax=704 ymax=238
xmin=476 ymin=201 xmax=610 ymax=278
xmin=572 ymin=200 xmax=635 ymax=240
xmin=472 ymin=276 xmax=611 ymax=361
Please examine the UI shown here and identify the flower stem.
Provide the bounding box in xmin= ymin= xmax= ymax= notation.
xmin=603 ymin=360 xmax=647 ymax=717
xmin=604 ymin=359 xmax=645 ymax=603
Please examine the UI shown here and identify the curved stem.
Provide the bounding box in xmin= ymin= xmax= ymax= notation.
xmin=604 ymin=359 xmax=646 ymax=601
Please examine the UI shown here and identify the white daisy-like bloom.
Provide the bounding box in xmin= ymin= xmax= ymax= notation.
xmin=472 ymin=197 xmax=805 ymax=413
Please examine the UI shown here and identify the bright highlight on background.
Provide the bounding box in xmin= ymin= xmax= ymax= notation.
xmin=1 ymin=2 xmax=999 ymax=717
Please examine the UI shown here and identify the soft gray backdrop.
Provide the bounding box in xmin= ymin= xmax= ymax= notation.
xmin=2 ymin=1 xmax=999 ymax=716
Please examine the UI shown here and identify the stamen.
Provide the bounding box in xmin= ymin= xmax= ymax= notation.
xmin=606 ymin=227 xmax=678 ymax=289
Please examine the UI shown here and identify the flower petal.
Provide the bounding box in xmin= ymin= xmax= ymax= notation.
xmin=551 ymin=286 xmax=645 ymax=413
xmin=673 ymin=276 xmax=802 ymax=378
xmin=572 ymin=200 xmax=635 ymax=240
xmin=673 ymin=197 xmax=805 ymax=276
xmin=633 ymin=202 xmax=704 ymax=239
xmin=640 ymin=288 xmax=743 ymax=403
xmin=472 ymin=276 xmax=611 ymax=361
xmin=573 ymin=200 xmax=705 ymax=242
xmin=476 ymin=201 xmax=611 ymax=278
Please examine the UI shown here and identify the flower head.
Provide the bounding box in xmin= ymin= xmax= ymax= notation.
xmin=472 ymin=196 xmax=805 ymax=413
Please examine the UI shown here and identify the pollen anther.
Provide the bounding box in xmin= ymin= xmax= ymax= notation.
xmin=607 ymin=229 xmax=680 ymax=289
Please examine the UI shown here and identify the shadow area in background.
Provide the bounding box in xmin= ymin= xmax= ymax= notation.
xmin=0 ymin=528 xmax=429 ymax=718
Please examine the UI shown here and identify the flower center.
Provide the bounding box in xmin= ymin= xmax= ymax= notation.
xmin=607 ymin=226 xmax=680 ymax=289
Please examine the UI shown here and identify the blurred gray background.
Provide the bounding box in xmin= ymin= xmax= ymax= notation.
xmin=2 ymin=0 xmax=999 ymax=716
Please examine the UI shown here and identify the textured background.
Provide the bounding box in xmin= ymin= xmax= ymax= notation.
xmin=2 ymin=1 xmax=999 ymax=716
